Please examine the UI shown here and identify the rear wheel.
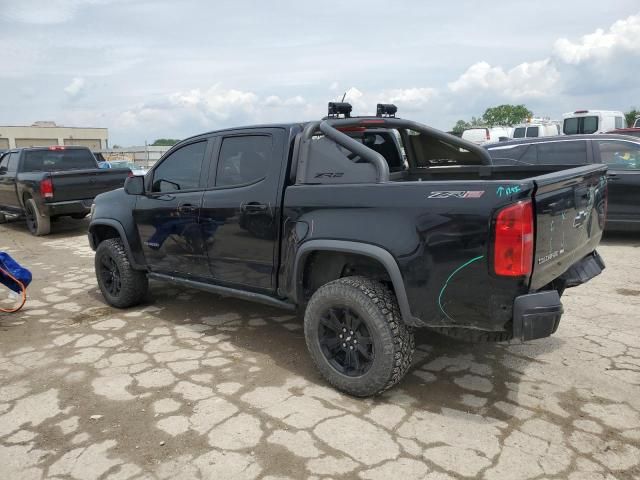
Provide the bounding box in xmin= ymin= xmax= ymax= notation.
xmin=304 ymin=276 xmax=415 ymax=397
xmin=95 ymin=238 xmax=148 ymax=308
xmin=24 ymin=198 xmax=51 ymax=236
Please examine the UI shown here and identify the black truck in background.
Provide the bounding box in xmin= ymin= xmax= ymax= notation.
xmin=88 ymin=106 xmax=606 ymax=396
xmin=0 ymin=146 xmax=129 ymax=236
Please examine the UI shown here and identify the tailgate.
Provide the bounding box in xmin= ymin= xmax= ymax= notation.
xmin=530 ymin=164 xmax=607 ymax=290
xmin=49 ymin=169 xmax=129 ymax=202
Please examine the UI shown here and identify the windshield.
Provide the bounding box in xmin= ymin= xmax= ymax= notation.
xmin=22 ymin=148 xmax=97 ymax=172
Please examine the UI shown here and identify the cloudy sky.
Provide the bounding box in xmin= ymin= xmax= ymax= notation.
xmin=1 ymin=0 xmax=639 ymax=146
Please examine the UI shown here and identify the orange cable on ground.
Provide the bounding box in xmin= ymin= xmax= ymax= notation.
xmin=0 ymin=266 xmax=27 ymax=313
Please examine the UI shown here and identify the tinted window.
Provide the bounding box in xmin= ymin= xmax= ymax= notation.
xmin=216 ymin=136 xmax=271 ymax=187
xmin=583 ymin=116 xmax=598 ymax=134
xmin=513 ymin=127 xmax=525 ymax=138
xmin=563 ymin=116 xmax=598 ymax=135
xmin=152 ymin=141 xmax=206 ymax=192
xmin=488 ymin=144 xmax=537 ymax=165
xmin=7 ymin=152 xmax=19 ymax=172
xmin=526 ymin=126 xmax=539 ymax=138
xmin=597 ymin=141 xmax=640 ymax=169
xmin=22 ymin=148 xmax=97 ymax=172
xmin=536 ymin=141 xmax=588 ymax=165
xmin=615 ymin=117 xmax=624 ymax=129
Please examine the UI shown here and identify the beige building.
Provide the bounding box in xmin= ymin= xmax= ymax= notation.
xmin=0 ymin=121 xmax=108 ymax=150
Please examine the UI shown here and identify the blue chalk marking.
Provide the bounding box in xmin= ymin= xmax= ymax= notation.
xmin=438 ymin=255 xmax=485 ymax=322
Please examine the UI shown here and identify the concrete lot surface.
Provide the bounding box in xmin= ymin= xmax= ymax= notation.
xmin=1 ymin=218 xmax=639 ymax=480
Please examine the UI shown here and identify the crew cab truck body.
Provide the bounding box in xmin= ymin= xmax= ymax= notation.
xmin=89 ymin=114 xmax=606 ymax=396
xmin=0 ymin=146 xmax=129 ymax=235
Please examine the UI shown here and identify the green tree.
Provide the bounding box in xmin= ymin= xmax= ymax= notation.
xmin=151 ymin=138 xmax=181 ymax=146
xmin=452 ymin=120 xmax=470 ymax=134
xmin=482 ymin=104 xmax=532 ymax=127
xmin=624 ymin=108 xmax=639 ymax=128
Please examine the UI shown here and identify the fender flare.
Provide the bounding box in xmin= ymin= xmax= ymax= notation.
xmin=88 ymin=219 xmax=146 ymax=270
xmin=293 ymin=240 xmax=416 ymax=325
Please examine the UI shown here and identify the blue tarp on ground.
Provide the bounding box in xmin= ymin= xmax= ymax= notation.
xmin=0 ymin=252 xmax=32 ymax=293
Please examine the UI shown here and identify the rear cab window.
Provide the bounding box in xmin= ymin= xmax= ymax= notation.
xmin=22 ymin=148 xmax=98 ymax=172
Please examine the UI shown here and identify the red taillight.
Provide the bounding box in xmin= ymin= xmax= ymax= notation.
xmin=494 ymin=200 xmax=534 ymax=276
xmin=48 ymin=145 xmax=65 ymax=151
xmin=485 ymin=128 xmax=490 ymax=140
xmin=40 ymin=177 xmax=54 ymax=199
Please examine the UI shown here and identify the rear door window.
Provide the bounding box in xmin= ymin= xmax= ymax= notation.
xmin=215 ymin=135 xmax=272 ymax=187
xmin=563 ymin=117 xmax=599 ymax=134
xmin=597 ymin=141 xmax=640 ymax=169
xmin=535 ymin=141 xmax=588 ymax=164
xmin=526 ymin=126 xmax=539 ymax=138
xmin=513 ymin=127 xmax=525 ymax=138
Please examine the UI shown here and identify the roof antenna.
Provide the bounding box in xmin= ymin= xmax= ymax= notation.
xmin=341 ymin=92 xmax=347 ymax=102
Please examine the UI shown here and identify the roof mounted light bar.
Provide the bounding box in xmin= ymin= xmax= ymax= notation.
xmin=327 ymin=102 xmax=352 ymax=118
xmin=376 ymin=103 xmax=397 ymax=118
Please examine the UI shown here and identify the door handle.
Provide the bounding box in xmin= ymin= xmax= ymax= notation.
xmin=241 ymin=202 xmax=268 ymax=213
xmin=177 ymin=203 xmax=198 ymax=214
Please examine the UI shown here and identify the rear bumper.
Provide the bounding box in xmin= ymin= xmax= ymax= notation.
xmin=42 ymin=199 xmax=94 ymax=216
xmin=513 ymin=251 xmax=605 ymax=341
xmin=513 ymin=291 xmax=563 ymax=341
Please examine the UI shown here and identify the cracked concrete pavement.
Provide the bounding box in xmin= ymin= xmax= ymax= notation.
xmin=1 ymin=217 xmax=639 ymax=480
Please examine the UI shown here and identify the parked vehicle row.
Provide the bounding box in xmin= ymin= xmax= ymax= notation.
xmin=486 ymin=134 xmax=640 ymax=230
xmin=88 ymin=105 xmax=606 ymax=396
xmin=0 ymin=146 xmax=130 ymax=235
xmin=462 ymin=110 xmax=630 ymax=145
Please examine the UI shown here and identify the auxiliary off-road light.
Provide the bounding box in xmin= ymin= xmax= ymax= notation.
xmin=376 ymin=103 xmax=397 ymax=117
xmin=328 ymin=102 xmax=352 ymax=118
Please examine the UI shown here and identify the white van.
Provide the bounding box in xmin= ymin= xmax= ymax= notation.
xmin=562 ymin=110 xmax=626 ymax=135
xmin=512 ymin=123 xmax=560 ymax=139
xmin=461 ymin=126 xmax=512 ymax=145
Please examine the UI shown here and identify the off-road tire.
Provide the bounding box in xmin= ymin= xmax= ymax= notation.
xmin=95 ymin=238 xmax=148 ymax=308
xmin=25 ymin=198 xmax=51 ymax=236
xmin=304 ymin=276 xmax=415 ymax=397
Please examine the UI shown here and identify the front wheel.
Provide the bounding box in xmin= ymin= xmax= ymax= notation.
xmin=304 ymin=276 xmax=415 ymax=397
xmin=24 ymin=198 xmax=50 ymax=236
xmin=95 ymin=238 xmax=148 ymax=308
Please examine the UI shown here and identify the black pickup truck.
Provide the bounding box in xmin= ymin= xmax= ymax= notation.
xmin=88 ymin=106 xmax=606 ymax=396
xmin=0 ymin=146 xmax=129 ymax=236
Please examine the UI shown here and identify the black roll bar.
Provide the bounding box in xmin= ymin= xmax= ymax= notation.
xmin=296 ymin=117 xmax=492 ymax=184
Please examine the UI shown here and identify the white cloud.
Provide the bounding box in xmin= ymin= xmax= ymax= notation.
xmin=382 ymin=88 xmax=437 ymax=110
xmin=448 ymin=59 xmax=560 ymax=99
xmin=263 ymin=95 xmax=306 ymax=107
xmin=554 ymin=13 xmax=640 ymax=64
xmin=64 ymin=77 xmax=85 ymax=98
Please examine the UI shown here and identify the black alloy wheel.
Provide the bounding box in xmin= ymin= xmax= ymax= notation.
xmin=318 ymin=306 xmax=374 ymax=377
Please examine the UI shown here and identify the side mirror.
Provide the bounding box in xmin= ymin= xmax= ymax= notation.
xmin=124 ymin=175 xmax=145 ymax=195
